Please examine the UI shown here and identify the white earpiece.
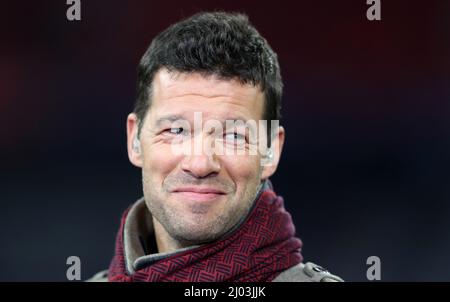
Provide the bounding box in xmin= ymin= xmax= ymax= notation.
xmin=260 ymin=148 xmax=274 ymax=167
xmin=266 ymin=148 xmax=273 ymax=159
xmin=132 ymin=137 xmax=141 ymax=153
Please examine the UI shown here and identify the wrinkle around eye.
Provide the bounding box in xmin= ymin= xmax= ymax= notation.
xmin=157 ymin=131 xmax=189 ymax=144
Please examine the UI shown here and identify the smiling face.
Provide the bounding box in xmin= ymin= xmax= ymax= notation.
xmin=127 ymin=68 xmax=284 ymax=252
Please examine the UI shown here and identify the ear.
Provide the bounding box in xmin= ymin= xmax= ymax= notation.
xmin=127 ymin=113 xmax=143 ymax=168
xmin=261 ymin=126 xmax=285 ymax=180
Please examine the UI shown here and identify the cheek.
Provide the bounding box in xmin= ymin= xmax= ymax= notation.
xmin=143 ymin=144 xmax=181 ymax=182
xmin=221 ymin=155 xmax=261 ymax=186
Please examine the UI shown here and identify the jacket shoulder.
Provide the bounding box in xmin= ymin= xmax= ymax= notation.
xmin=85 ymin=269 xmax=109 ymax=282
xmin=272 ymin=262 xmax=344 ymax=282
xmin=84 ymin=263 xmax=344 ymax=282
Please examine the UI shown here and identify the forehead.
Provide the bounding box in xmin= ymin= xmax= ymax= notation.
xmin=148 ymin=69 xmax=264 ymax=122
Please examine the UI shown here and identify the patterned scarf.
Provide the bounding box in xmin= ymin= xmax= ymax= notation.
xmin=107 ymin=181 xmax=303 ymax=282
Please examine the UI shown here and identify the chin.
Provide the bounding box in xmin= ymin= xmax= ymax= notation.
xmin=172 ymin=220 xmax=225 ymax=243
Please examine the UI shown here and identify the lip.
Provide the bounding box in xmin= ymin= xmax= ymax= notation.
xmin=173 ymin=187 xmax=226 ymax=194
xmin=172 ymin=187 xmax=226 ymax=202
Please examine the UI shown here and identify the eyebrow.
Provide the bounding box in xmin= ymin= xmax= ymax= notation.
xmin=153 ymin=114 xmax=254 ymax=128
xmin=154 ymin=114 xmax=187 ymax=128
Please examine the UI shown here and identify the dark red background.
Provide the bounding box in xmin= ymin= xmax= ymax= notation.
xmin=0 ymin=0 xmax=449 ymax=281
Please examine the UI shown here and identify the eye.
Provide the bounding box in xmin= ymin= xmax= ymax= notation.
xmin=224 ymin=132 xmax=246 ymax=144
xmin=165 ymin=127 xmax=185 ymax=135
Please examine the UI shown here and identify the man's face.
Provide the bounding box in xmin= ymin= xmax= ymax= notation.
xmin=127 ymin=69 xmax=284 ymax=246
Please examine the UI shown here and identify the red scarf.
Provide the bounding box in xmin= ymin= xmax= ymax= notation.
xmin=108 ymin=182 xmax=303 ymax=282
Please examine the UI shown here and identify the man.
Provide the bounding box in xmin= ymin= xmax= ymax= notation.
xmin=89 ymin=11 xmax=342 ymax=282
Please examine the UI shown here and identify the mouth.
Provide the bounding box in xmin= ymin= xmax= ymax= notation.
xmin=171 ymin=187 xmax=227 ymax=202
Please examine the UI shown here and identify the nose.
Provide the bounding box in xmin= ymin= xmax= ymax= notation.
xmin=180 ymin=136 xmax=221 ymax=179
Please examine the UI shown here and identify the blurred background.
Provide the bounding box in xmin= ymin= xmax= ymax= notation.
xmin=0 ymin=0 xmax=449 ymax=281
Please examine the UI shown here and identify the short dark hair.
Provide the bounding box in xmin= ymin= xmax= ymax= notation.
xmin=134 ymin=11 xmax=283 ymax=143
